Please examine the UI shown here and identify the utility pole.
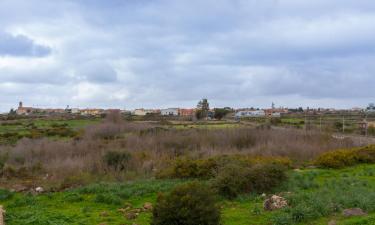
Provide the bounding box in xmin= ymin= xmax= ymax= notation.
xmin=342 ymin=115 xmax=345 ymax=133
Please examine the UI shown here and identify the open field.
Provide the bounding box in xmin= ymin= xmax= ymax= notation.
xmin=0 ymin=118 xmax=100 ymax=145
xmin=0 ymin=116 xmax=374 ymax=225
xmin=239 ymin=113 xmax=375 ymax=136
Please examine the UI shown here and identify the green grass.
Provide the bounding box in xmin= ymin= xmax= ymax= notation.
xmin=0 ymin=118 xmax=100 ymax=133
xmin=1 ymin=165 xmax=375 ymax=225
xmin=0 ymin=118 xmax=100 ymax=144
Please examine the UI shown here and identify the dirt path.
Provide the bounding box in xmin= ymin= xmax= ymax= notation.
xmin=0 ymin=205 xmax=4 ymax=225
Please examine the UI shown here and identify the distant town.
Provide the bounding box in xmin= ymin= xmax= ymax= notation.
xmin=7 ymin=100 xmax=375 ymax=119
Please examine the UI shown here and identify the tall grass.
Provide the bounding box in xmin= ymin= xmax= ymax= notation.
xmin=0 ymin=120 xmax=358 ymax=185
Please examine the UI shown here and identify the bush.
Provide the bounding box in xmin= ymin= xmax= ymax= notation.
xmin=172 ymin=159 xmax=199 ymax=178
xmin=211 ymin=163 xmax=251 ymax=199
xmin=247 ymin=163 xmax=288 ymax=193
xmin=314 ymin=145 xmax=375 ymax=168
xmin=212 ymin=163 xmax=287 ymax=198
xmin=151 ymin=182 xmax=221 ymax=225
xmin=157 ymin=155 xmax=291 ymax=179
xmin=103 ymin=151 xmax=132 ymax=171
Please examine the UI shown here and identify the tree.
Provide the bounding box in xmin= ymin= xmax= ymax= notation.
xmin=196 ymin=99 xmax=210 ymax=120
xmin=214 ymin=108 xmax=230 ymax=120
xmin=8 ymin=108 xmax=16 ymax=115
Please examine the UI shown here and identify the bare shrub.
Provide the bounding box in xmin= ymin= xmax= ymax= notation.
xmin=0 ymin=124 xmax=361 ymax=186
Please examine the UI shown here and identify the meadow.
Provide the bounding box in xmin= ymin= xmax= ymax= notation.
xmin=0 ymin=114 xmax=374 ymax=225
xmin=1 ymin=164 xmax=375 ymax=225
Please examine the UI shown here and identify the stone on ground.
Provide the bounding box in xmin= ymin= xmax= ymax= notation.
xmin=263 ymin=195 xmax=288 ymax=211
xmin=342 ymin=208 xmax=367 ymax=217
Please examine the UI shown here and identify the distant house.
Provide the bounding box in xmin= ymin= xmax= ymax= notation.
xmin=71 ymin=108 xmax=80 ymax=114
xmin=80 ymin=109 xmax=103 ymax=116
xmin=16 ymin=102 xmax=37 ymax=115
xmin=179 ymin=108 xmax=195 ymax=117
xmin=133 ymin=109 xmax=156 ymax=116
xmin=264 ymin=108 xmax=288 ymax=117
xmin=235 ymin=110 xmax=265 ymax=118
xmin=161 ymin=108 xmax=179 ymax=116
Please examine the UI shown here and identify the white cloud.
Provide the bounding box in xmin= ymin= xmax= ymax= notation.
xmin=1 ymin=0 xmax=375 ymax=112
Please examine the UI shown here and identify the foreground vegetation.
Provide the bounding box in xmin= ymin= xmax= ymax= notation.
xmin=1 ymin=164 xmax=375 ymax=225
xmin=0 ymin=115 xmax=374 ymax=224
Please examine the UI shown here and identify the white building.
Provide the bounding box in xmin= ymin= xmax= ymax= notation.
xmin=71 ymin=108 xmax=80 ymax=114
xmin=132 ymin=109 xmax=157 ymax=116
xmin=161 ymin=108 xmax=179 ymax=116
xmin=235 ymin=110 xmax=265 ymax=118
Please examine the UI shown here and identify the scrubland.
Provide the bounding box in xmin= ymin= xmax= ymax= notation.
xmin=0 ymin=115 xmax=374 ymax=225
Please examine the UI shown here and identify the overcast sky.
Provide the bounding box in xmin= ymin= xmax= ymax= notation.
xmin=1 ymin=0 xmax=375 ymax=112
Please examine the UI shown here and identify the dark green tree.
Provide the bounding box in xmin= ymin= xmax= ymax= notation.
xmin=196 ymin=99 xmax=210 ymax=119
xmin=214 ymin=108 xmax=230 ymax=120
xmin=8 ymin=108 xmax=16 ymax=115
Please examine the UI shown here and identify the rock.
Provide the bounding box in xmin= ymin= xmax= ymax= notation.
xmin=328 ymin=220 xmax=336 ymax=225
xmin=143 ymin=202 xmax=153 ymax=211
xmin=342 ymin=208 xmax=367 ymax=217
xmin=125 ymin=212 xmax=138 ymax=220
xmin=117 ymin=208 xmax=127 ymax=213
xmin=263 ymin=195 xmax=288 ymax=211
xmin=35 ymin=187 xmax=44 ymax=193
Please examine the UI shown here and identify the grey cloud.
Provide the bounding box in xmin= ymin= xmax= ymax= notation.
xmin=75 ymin=62 xmax=118 ymax=83
xmin=1 ymin=0 xmax=375 ymax=112
xmin=0 ymin=32 xmax=51 ymax=57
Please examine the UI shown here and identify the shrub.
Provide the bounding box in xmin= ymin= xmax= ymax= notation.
xmin=103 ymin=151 xmax=132 ymax=171
xmin=211 ymin=163 xmax=251 ymax=199
xmin=172 ymin=159 xmax=199 ymax=178
xmin=212 ymin=163 xmax=287 ymax=198
xmin=151 ymin=182 xmax=221 ymax=225
xmin=314 ymin=145 xmax=375 ymax=168
xmin=247 ymin=163 xmax=288 ymax=193
xmin=157 ymin=155 xmax=291 ymax=180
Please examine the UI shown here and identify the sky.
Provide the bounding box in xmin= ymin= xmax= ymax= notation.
xmin=1 ymin=0 xmax=375 ymax=112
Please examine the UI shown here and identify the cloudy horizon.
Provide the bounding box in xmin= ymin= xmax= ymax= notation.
xmin=1 ymin=0 xmax=375 ymax=112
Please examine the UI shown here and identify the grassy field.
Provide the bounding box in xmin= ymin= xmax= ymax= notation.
xmin=1 ymin=164 xmax=375 ymax=225
xmin=0 ymin=118 xmax=100 ymax=134
xmin=0 ymin=118 xmax=100 ymax=144
xmin=0 ymin=117 xmax=374 ymax=224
